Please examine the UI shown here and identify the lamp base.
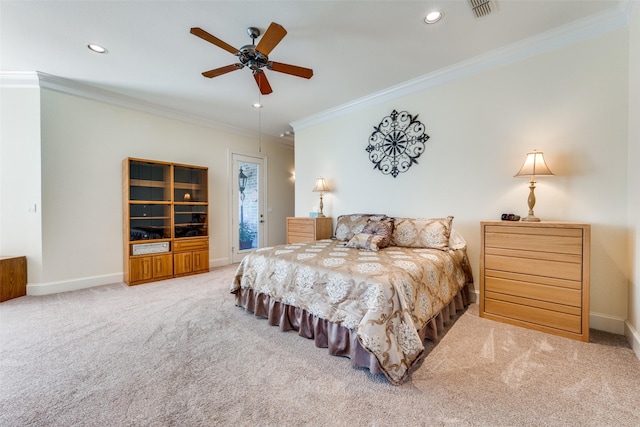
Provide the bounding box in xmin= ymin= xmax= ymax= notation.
xmin=520 ymin=214 xmax=541 ymax=222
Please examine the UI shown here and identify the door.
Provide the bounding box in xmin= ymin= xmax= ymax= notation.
xmin=231 ymin=153 xmax=266 ymax=263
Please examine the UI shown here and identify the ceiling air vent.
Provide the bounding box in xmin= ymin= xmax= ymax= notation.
xmin=469 ymin=0 xmax=495 ymax=18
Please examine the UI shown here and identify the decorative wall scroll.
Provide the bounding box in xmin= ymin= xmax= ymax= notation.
xmin=366 ymin=109 xmax=429 ymax=178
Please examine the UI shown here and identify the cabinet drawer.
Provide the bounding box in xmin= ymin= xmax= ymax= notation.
xmin=484 ymin=229 xmax=583 ymax=254
xmin=174 ymin=239 xmax=208 ymax=252
xmin=485 ymin=253 xmax=582 ymax=281
xmin=287 ymin=233 xmax=314 ymax=243
xmin=287 ymin=220 xmax=315 ymax=234
xmin=485 ymin=275 xmax=581 ymax=307
xmin=485 ymin=299 xmax=582 ymax=334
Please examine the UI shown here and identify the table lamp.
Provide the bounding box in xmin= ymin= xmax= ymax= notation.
xmin=312 ymin=177 xmax=330 ymax=217
xmin=514 ymin=150 xmax=554 ymax=222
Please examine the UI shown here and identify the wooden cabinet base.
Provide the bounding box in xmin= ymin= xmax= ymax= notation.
xmin=0 ymin=256 xmax=27 ymax=302
xmin=174 ymin=239 xmax=209 ymax=277
xmin=128 ymin=254 xmax=173 ymax=286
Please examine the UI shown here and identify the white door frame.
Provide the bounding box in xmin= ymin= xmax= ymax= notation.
xmin=229 ymin=151 xmax=267 ymax=263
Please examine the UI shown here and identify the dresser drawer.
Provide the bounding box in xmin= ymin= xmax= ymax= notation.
xmin=287 ymin=233 xmax=314 ymax=244
xmin=484 ymin=252 xmax=582 ymax=281
xmin=286 ymin=220 xmax=315 ymax=235
xmin=484 ymin=275 xmax=582 ymax=307
xmin=484 ymin=227 xmax=583 ymax=254
xmin=485 ymin=299 xmax=582 ymax=334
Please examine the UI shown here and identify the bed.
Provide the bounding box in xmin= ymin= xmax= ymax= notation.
xmin=231 ymin=214 xmax=473 ymax=385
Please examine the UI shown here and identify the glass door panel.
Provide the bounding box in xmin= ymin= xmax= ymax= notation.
xmin=173 ymin=166 xmax=208 ymax=202
xmin=129 ymin=161 xmax=170 ymax=201
xmin=174 ymin=205 xmax=208 ymax=238
xmin=232 ymin=154 xmax=265 ymax=263
xmin=129 ymin=204 xmax=171 ymax=241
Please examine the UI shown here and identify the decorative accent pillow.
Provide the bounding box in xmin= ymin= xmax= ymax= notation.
xmin=346 ymin=233 xmax=386 ymax=252
xmin=362 ymin=218 xmax=394 ymax=249
xmin=390 ymin=216 xmax=454 ymax=250
xmin=334 ymin=214 xmax=387 ymax=241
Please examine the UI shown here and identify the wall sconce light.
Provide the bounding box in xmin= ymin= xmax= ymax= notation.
xmin=514 ymin=150 xmax=554 ymax=222
xmin=312 ymin=177 xmax=330 ymax=217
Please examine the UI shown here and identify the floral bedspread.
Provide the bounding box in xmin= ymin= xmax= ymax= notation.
xmin=231 ymin=239 xmax=473 ymax=384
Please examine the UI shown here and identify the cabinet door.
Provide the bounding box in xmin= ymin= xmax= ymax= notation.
xmin=192 ymin=250 xmax=209 ymax=273
xmin=153 ymin=254 xmax=173 ymax=279
xmin=130 ymin=257 xmax=153 ymax=282
xmin=174 ymin=252 xmax=193 ymax=275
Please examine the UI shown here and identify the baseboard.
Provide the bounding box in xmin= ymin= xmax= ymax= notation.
xmin=590 ymin=311 xmax=626 ymax=335
xmin=27 ymin=258 xmax=234 ymax=296
xmin=27 ymin=273 xmax=123 ymax=296
xmin=210 ymin=257 xmax=230 ymax=268
xmin=625 ymin=321 xmax=640 ymax=361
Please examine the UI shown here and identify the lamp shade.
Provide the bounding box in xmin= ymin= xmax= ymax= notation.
xmin=514 ymin=150 xmax=554 ymax=178
xmin=312 ymin=177 xmax=329 ymax=193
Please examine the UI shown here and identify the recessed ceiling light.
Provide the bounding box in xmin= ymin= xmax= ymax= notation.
xmin=252 ymin=103 xmax=263 ymax=109
xmin=424 ymin=11 xmax=443 ymax=24
xmin=87 ymin=44 xmax=108 ymax=54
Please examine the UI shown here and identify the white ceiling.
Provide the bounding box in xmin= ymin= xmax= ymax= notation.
xmin=0 ymin=1 xmax=625 ymax=139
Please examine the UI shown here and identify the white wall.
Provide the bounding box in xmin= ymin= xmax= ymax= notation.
xmin=294 ymin=27 xmax=630 ymax=334
xmin=0 ymin=85 xmax=43 ymax=282
xmin=1 ymin=82 xmax=294 ymax=293
xmin=627 ymin=3 xmax=640 ymax=356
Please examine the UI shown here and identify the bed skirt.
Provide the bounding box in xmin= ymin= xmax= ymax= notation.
xmin=232 ymin=283 xmax=471 ymax=380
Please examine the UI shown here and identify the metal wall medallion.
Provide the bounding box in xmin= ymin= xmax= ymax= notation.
xmin=366 ymin=109 xmax=429 ymax=178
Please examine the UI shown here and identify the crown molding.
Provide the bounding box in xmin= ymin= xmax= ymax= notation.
xmin=292 ymin=5 xmax=629 ymax=132
xmin=0 ymin=71 xmax=257 ymax=139
xmin=0 ymin=71 xmax=40 ymax=88
xmin=620 ymin=0 xmax=637 ymax=19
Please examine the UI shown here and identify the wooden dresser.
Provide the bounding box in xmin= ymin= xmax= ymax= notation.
xmin=480 ymin=221 xmax=590 ymax=342
xmin=286 ymin=217 xmax=333 ymax=243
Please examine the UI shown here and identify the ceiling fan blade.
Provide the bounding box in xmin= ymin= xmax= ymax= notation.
xmin=202 ymin=64 xmax=243 ymax=78
xmin=268 ymin=61 xmax=313 ymax=79
xmin=255 ymin=22 xmax=287 ymax=56
xmin=190 ymin=27 xmax=239 ymax=54
xmin=253 ymin=71 xmax=273 ymax=95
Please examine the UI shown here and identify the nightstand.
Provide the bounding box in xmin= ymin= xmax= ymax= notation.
xmin=480 ymin=221 xmax=590 ymax=342
xmin=286 ymin=217 xmax=333 ymax=243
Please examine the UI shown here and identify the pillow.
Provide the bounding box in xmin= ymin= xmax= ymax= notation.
xmin=390 ymin=216 xmax=453 ymax=250
xmin=449 ymin=229 xmax=467 ymax=250
xmin=362 ymin=218 xmax=394 ymax=249
xmin=346 ymin=233 xmax=386 ymax=251
xmin=334 ymin=214 xmax=387 ymax=241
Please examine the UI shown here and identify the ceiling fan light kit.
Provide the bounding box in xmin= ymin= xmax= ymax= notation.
xmin=190 ymin=22 xmax=313 ymax=95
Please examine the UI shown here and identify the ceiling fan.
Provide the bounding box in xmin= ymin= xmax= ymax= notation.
xmin=190 ymin=22 xmax=313 ymax=95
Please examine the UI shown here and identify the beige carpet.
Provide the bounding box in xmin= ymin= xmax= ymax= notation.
xmin=1 ymin=264 xmax=639 ymax=426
